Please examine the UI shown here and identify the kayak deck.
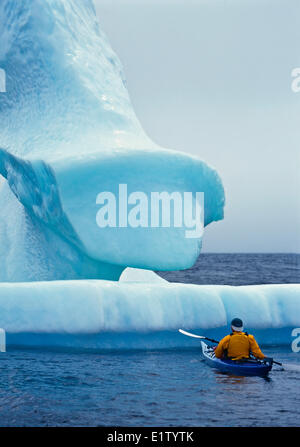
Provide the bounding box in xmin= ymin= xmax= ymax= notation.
xmin=201 ymin=341 xmax=272 ymax=376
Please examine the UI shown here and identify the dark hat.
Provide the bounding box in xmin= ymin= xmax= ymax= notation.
xmin=231 ymin=318 xmax=243 ymax=331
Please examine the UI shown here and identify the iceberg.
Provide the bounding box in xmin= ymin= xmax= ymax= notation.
xmin=0 ymin=0 xmax=298 ymax=351
xmin=0 ymin=0 xmax=224 ymax=281
xmin=0 ymin=280 xmax=299 ymax=349
xmin=119 ymin=267 xmax=168 ymax=283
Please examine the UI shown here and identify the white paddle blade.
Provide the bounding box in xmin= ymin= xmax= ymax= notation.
xmin=178 ymin=329 xmax=205 ymax=339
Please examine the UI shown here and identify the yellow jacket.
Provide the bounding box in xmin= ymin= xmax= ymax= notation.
xmin=214 ymin=331 xmax=265 ymax=361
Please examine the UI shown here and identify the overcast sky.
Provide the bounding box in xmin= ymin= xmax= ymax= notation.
xmin=94 ymin=0 xmax=300 ymax=253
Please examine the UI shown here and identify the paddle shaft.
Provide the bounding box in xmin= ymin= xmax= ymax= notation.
xmin=204 ymin=336 xmax=219 ymax=344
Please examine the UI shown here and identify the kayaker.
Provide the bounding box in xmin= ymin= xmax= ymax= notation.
xmin=214 ymin=318 xmax=266 ymax=361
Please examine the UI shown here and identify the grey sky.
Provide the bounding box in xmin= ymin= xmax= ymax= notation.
xmin=94 ymin=0 xmax=300 ymax=252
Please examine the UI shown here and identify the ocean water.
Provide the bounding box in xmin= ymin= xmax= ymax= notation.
xmin=0 ymin=346 xmax=299 ymax=427
xmin=157 ymin=253 xmax=300 ymax=285
xmin=0 ymin=253 xmax=299 ymax=427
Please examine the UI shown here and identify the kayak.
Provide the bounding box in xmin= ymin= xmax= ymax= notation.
xmin=201 ymin=341 xmax=273 ymax=376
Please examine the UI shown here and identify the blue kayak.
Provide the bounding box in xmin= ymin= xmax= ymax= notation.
xmin=201 ymin=341 xmax=273 ymax=377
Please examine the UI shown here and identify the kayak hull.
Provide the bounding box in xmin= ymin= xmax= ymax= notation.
xmin=201 ymin=341 xmax=272 ymax=377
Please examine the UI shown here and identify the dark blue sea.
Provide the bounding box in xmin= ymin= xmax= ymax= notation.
xmin=157 ymin=253 xmax=300 ymax=285
xmin=0 ymin=253 xmax=299 ymax=427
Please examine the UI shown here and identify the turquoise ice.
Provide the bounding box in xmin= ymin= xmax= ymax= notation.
xmin=0 ymin=278 xmax=299 ymax=348
xmin=0 ymin=1 xmax=299 ymax=349
xmin=0 ymin=0 xmax=224 ymax=281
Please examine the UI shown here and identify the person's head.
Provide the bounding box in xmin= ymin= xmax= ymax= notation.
xmin=231 ymin=317 xmax=244 ymax=332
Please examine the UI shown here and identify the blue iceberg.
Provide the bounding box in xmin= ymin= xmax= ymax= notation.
xmin=0 ymin=0 xmax=224 ymax=281
xmin=0 ymin=279 xmax=299 ymax=349
xmin=0 ymin=0 xmax=299 ymax=350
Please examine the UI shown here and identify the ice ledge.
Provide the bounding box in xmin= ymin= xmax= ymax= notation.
xmin=0 ymin=281 xmax=299 ymax=343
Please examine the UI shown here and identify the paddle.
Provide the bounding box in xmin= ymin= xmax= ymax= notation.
xmin=272 ymin=360 xmax=282 ymax=366
xmin=179 ymin=329 xmax=283 ymax=367
xmin=178 ymin=329 xmax=219 ymax=344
